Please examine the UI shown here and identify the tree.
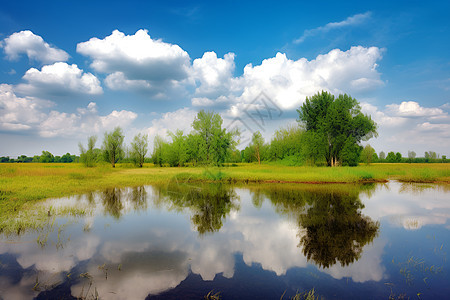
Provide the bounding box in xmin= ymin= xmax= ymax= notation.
xmin=151 ymin=135 xmax=166 ymax=167
xmin=39 ymin=151 xmax=54 ymax=163
xmin=360 ymin=144 xmax=376 ymax=165
xmin=250 ymin=131 xmax=265 ymax=164
xmin=395 ymin=152 xmax=402 ymax=162
xmin=386 ymin=151 xmax=396 ymax=163
xmin=425 ymin=151 xmax=430 ymax=163
xmin=130 ymin=133 xmax=148 ymax=168
xmin=79 ymin=136 xmax=97 ymax=167
xmin=297 ymin=91 xmax=377 ymax=167
xmin=407 ymin=150 xmax=416 ymax=163
xmin=191 ymin=110 xmax=238 ymax=165
xmin=268 ymin=125 xmax=303 ymax=161
xmin=379 ymin=151 xmax=386 ymax=161
xmin=60 ymin=153 xmax=74 ymax=163
xmin=102 ymin=127 xmax=125 ymax=168
xmin=167 ymin=130 xmax=188 ymax=167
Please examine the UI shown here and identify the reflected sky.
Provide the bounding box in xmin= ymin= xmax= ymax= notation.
xmin=0 ymin=182 xmax=449 ymax=299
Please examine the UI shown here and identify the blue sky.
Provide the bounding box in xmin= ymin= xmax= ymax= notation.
xmin=1 ymin=0 xmax=449 ymax=157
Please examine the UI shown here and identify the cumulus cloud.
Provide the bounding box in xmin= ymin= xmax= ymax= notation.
xmin=15 ymin=62 xmax=102 ymax=97
xmin=39 ymin=102 xmax=137 ymax=138
xmin=0 ymin=84 xmax=52 ymax=131
xmin=192 ymin=52 xmax=240 ymax=98
xmin=294 ymin=12 xmax=372 ymax=44
xmin=1 ymin=30 xmax=69 ymax=63
xmin=386 ymin=101 xmax=445 ymax=117
xmin=77 ymin=29 xmax=191 ymax=94
xmin=0 ymin=84 xmax=136 ymax=138
xmin=215 ymin=46 xmax=384 ymax=114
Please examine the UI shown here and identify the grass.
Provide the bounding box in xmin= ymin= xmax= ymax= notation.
xmin=0 ymin=162 xmax=448 ymax=235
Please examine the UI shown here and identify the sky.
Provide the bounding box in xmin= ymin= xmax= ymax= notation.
xmin=0 ymin=0 xmax=449 ymax=157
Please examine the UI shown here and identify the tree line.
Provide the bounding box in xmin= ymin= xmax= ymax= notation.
xmin=0 ymin=152 xmax=78 ymax=163
xmin=1 ymin=91 xmax=448 ymax=166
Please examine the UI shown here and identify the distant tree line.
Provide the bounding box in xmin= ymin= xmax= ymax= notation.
xmin=0 ymin=152 xmax=79 ymax=163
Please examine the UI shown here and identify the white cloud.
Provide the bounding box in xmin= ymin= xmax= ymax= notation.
xmin=0 ymin=84 xmax=52 ymax=131
xmin=39 ymin=102 xmax=137 ymax=138
xmin=0 ymin=84 xmax=137 ymax=138
xmin=294 ymin=12 xmax=372 ymax=44
xmin=226 ymin=46 xmax=384 ymax=112
xmin=77 ymin=29 xmax=191 ymax=94
xmin=192 ymin=52 xmax=239 ymax=98
xmin=16 ymin=62 xmax=102 ymax=97
xmin=386 ymin=101 xmax=445 ymax=117
xmin=190 ymin=47 xmax=383 ymax=114
xmin=1 ymin=30 xmax=69 ymax=63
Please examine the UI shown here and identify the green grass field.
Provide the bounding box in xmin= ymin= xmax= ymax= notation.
xmin=0 ymin=162 xmax=449 ymax=235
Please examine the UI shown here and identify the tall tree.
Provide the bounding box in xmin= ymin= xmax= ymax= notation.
xmin=102 ymin=127 xmax=124 ymax=168
xmin=379 ymin=151 xmax=386 ymax=161
xmin=130 ymin=133 xmax=148 ymax=168
xmin=250 ymin=131 xmax=265 ymax=164
xmin=297 ymin=91 xmax=377 ymax=166
xmin=151 ymin=135 xmax=166 ymax=167
xmin=79 ymin=136 xmax=97 ymax=167
xmin=191 ymin=110 xmax=238 ymax=165
xmin=168 ymin=130 xmax=188 ymax=166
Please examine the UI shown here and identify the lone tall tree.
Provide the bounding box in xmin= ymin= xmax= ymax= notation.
xmin=130 ymin=133 xmax=148 ymax=168
xmin=191 ymin=110 xmax=238 ymax=165
xmin=250 ymin=131 xmax=265 ymax=164
xmin=102 ymin=127 xmax=124 ymax=168
xmin=297 ymin=91 xmax=377 ymax=166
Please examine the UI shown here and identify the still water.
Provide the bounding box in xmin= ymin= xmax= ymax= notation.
xmin=0 ymin=181 xmax=449 ymax=299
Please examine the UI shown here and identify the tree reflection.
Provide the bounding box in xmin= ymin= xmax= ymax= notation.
xmin=101 ymin=187 xmax=123 ymax=219
xmin=158 ymin=181 xmax=240 ymax=235
xmin=254 ymin=184 xmax=379 ymax=268
xmin=129 ymin=186 xmax=148 ymax=211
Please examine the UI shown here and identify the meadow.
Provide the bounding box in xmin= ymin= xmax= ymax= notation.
xmin=0 ymin=162 xmax=449 ymax=235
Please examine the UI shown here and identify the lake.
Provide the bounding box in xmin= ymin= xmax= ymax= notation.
xmin=0 ymin=181 xmax=449 ymax=299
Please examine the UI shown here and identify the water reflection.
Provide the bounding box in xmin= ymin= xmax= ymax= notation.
xmin=0 ymin=182 xmax=449 ymax=299
xmin=249 ymin=185 xmax=379 ymax=268
xmin=159 ymin=181 xmax=240 ymax=235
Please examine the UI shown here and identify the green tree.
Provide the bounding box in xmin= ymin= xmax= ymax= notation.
xmin=360 ymin=144 xmax=376 ymax=165
xmin=79 ymin=136 xmax=97 ymax=167
xmin=297 ymin=91 xmax=377 ymax=167
xmin=379 ymin=151 xmax=386 ymax=161
xmin=102 ymin=127 xmax=125 ymax=168
xmin=395 ymin=152 xmax=402 ymax=162
xmin=386 ymin=151 xmax=396 ymax=163
xmin=268 ymin=125 xmax=303 ymax=161
xmin=151 ymin=135 xmax=166 ymax=167
xmin=167 ymin=130 xmax=188 ymax=167
xmin=60 ymin=153 xmax=74 ymax=163
xmin=191 ymin=110 xmax=238 ymax=165
xmin=39 ymin=151 xmax=54 ymax=163
xmin=250 ymin=131 xmax=265 ymax=164
xmin=130 ymin=133 xmax=148 ymax=168
xmin=407 ymin=150 xmax=416 ymax=163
